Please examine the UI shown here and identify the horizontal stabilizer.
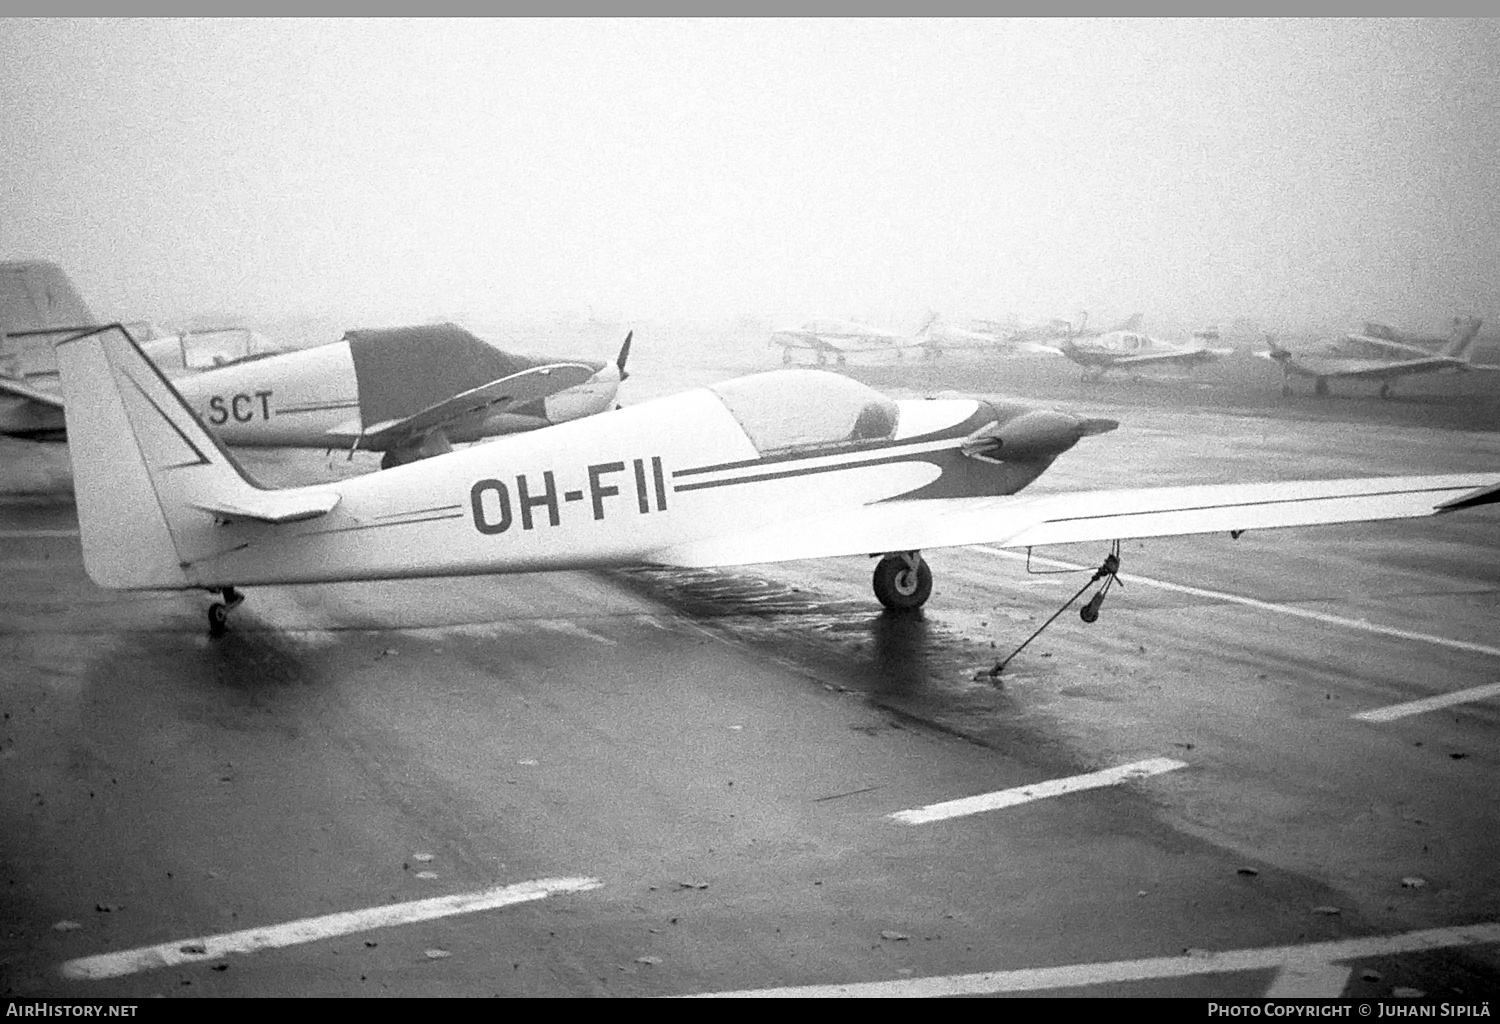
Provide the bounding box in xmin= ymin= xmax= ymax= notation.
xmin=347 ymin=362 xmax=598 ymax=450
xmin=0 ymin=374 xmax=66 ymax=409
xmin=190 ymin=489 xmax=341 ymax=525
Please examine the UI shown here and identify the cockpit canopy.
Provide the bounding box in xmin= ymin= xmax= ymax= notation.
xmin=708 ymin=370 xmax=899 ymax=455
xmin=141 ymin=328 xmax=283 ymax=371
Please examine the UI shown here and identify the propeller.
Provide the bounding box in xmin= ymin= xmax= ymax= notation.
xmin=616 ymin=331 xmax=632 ymax=381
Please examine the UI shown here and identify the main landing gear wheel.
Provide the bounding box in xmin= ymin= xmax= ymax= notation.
xmin=873 ymin=553 xmax=932 ymax=611
xmin=207 ymin=586 xmax=244 ymax=636
xmin=1314 ymin=378 xmax=1329 ymax=396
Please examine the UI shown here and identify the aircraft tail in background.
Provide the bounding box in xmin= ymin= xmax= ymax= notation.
xmin=1440 ymin=316 xmax=1483 ymax=360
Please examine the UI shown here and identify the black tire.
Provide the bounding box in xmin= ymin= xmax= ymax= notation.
xmin=1080 ymin=603 xmax=1099 ymax=623
xmin=873 ymin=555 xmax=932 ymax=611
xmin=1314 ymin=378 xmax=1329 ymax=396
xmin=208 ymin=602 xmax=229 ymax=635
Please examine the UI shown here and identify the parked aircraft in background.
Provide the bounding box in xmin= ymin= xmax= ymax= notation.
xmin=769 ymin=314 xmax=938 ymax=365
xmin=966 ymin=310 xmax=1091 ymax=347
xmin=1261 ymin=316 xmax=1488 ymax=398
xmin=2 ymin=261 xmax=285 ymax=439
xmin=906 ymin=314 xmax=1086 ymax=362
xmin=159 ymin=322 xmax=632 ymax=467
xmin=55 ymin=324 xmax=1500 ymax=645
xmin=1049 ymin=321 xmax=1231 ymax=376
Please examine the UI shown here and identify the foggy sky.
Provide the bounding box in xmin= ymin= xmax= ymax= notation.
xmin=3 ymin=18 xmax=1498 ymax=332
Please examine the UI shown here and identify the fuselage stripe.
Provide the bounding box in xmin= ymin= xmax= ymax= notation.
xmin=672 ymin=432 xmax=971 ymax=479
xmin=673 ymin=450 xmax=948 ymax=493
xmin=299 ymin=511 xmax=466 ymax=537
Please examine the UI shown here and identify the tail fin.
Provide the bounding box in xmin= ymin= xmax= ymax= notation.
xmin=1441 ymin=316 xmax=1483 ymax=360
xmin=1109 ymin=312 xmax=1143 ymax=333
xmin=56 ymin=325 xmax=298 ymax=590
xmin=1 ymin=260 xmax=94 ymax=333
xmin=914 ymin=311 xmax=942 ymax=339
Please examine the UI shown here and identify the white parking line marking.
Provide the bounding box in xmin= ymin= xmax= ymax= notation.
xmin=58 ymin=876 xmax=602 ymax=980
xmin=973 ymin=546 xmax=1500 ymax=659
xmin=683 ymin=922 xmax=1500 ymax=997
xmin=889 ymin=757 xmax=1186 ymax=825
xmin=1264 ymin=959 xmax=1353 ymax=997
xmin=1352 ymin=681 xmax=1500 ymax=722
xmin=0 ymin=529 xmax=79 ymax=538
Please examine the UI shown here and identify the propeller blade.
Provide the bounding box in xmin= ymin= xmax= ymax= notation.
xmin=616 ymin=331 xmax=633 ymax=381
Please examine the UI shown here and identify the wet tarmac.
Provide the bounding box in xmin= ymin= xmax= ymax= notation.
xmin=2 ymin=341 xmax=1499 ymax=997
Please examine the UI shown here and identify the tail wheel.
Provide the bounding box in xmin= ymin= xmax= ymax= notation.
xmin=208 ymin=602 xmax=229 ymax=635
xmin=873 ymin=554 xmax=932 ymax=611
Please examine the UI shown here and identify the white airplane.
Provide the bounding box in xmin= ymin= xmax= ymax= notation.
xmin=1051 ymin=322 xmax=1232 ymax=376
xmin=6 ymin=319 xmax=632 ymax=467
xmin=967 ymin=310 xmax=1093 ymax=346
xmin=1261 ymin=317 xmax=1490 ymax=398
xmin=769 ymin=314 xmax=939 ymax=365
xmin=162 ymin=322 xmax=632 ymax=468
xmin=909 ymin=315 xmax=1054 ymax=360
xmin=57 ymin=325 xmax=1500 ymax=644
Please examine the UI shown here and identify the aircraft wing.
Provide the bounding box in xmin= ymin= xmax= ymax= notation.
xmin=1312 ymin=357 xmax=1456 ymax=380
xmin=1106 ymin=348 xmax=1224 ymax=367
xmin=0 ymin=375 xmax=66 ymax=410
xmin=646 ymin=474 xmax=1500 ymax=568
xmin=329 ymin=362 xmax=598 ymax=448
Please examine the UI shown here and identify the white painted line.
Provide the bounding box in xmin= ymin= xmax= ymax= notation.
xmin=683 ymin=921 xmax=1500 ymax=997
xmin=1352 ymin=681 xmax=1500 ymax=722
xmin=59 ymin=876 xmax=601 ymax=980
xmin=0 ymin=529 xmax=79 ymax=538
xmin=973 ymin=546 xmax=1500 ymax=659
xmin=889 ymin=757 xmax=1186 ymax=825
xmin=1264 ymin=960 xmax=1353 ymax=997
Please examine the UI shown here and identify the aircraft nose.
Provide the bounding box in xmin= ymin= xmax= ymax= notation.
xmin=963 ymin=409 xmax=1119 ymax=462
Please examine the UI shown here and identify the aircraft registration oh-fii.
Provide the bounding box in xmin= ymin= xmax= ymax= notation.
xmin=58 ymin=325 xmax=1500 ymax=651
xmin=1261 ymin=316 xmax=1491 ymax=398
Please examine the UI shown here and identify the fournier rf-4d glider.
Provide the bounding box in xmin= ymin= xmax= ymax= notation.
xmin=7 ymin=319 xmax=632 ymax=467
xmin=1260 ymin=316 xmax=1490 ymax=398
xmin=58 ymin=325 xmax=1500 ymax=662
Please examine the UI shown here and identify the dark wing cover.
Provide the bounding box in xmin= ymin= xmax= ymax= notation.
xmin=348 ymin=323 xmax=555 ymax=428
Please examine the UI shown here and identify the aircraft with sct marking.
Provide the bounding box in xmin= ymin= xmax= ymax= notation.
xmin=55 ymin=324 xmax=1500 ymax=646
xmin=769 ymin=314 xmax=939 ymax=365
xmin=1045 ymin=320 xmax=1232 ymax=377
xmin=1260 ymin=316 xmax=1491 ymax=398
xmin=6 ymin=313 xmax=632 ymax=467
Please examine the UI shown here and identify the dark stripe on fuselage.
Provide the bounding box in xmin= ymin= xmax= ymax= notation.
xmin=672 ymin=408 xmax=993 ymax=480
xmin=672 ymin=448 xmax=957 ymax=493
xmin=275 ymin=401 xmax=361 ymax=414
xmin=374 ymin=503 xmax=462 ymax=519
xmin=297 ymin=511 xmax=467 ymax=537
